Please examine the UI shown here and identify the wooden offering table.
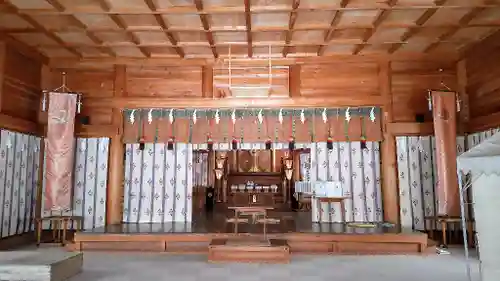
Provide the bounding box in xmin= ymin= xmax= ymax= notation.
xmin=227 ymin=206 xmax=274 ymax=234
xmin=316 ymin=197 xmax=349 ymax=222
xmin=208 ymin=238 xmax=290 ymax=263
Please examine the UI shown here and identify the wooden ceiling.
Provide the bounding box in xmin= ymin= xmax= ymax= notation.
xmin=1 ymin=0 xmax=500 ymax=60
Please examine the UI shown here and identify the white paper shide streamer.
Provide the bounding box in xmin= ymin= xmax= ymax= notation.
xmin=231 ymin=109 xmax=236 ymax=125
xmin=215 ymin=109 xmax=220 ymax=124
xmin=257 ymin=109 xmax=263 ymax=124
xmin=147 ymin=109 xmax=153 ymax=124
xmin=130 ymin=109 xmax=136 ymax=124
xmin=322 ymin=108 xmax=327 ymax=123
xmin=193 ymin=109 xmax=197 ymax=124
xmin=369 ymin=107 xmax=376 ymax=122
xmin=278 ymin=109 xmax=283 ymax=124
xmin=345 ymin=107 xmax=351 ymax=122
xmin=300 ymin=109 xmax=305 ymax=124
xmin=169 ymin=109 xmax=174 ymax=124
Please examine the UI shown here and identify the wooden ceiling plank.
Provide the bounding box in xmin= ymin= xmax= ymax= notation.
xmin=424 ymin=7 xmax=486 ymax=53
xmin=353 ymin=0 xmax=398 ymax=55
xmin=389 ymin=0 xmax=447 ymax=54
xmin=244 ymin=0 xmax=252 ymax=58
xmin=13 ymin=2 xmax=500 ymax=15
xmin=3 ymin=0 xmax=82 ymax=58
xmin=95 ymin=0 xmax=150 ymax=58
xmin=194 ymin=0 xmax=218 ymax=58
xmin=144 ymin=0 xmax=184 ymax=58
xmin=45 ymin=0 xmax=116 ymax=57
xmin=282 ymin=0 xmax=301 ymax=57
xmin=317 ymin=0 xmax=349 ymax=56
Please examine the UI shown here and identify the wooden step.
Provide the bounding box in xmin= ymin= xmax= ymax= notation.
xmin=208 ymin=238 xmax=290 ymax=263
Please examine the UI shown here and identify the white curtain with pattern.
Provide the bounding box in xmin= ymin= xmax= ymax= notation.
xmin=301 ymin=142 xmax=382 ymax=223
xmin=123 ymin=143 xmax=193 ymax=223
xmin=0 ymin=130 xmax=41 ymax=238
xmin=396 ymin=128 xmax=499 ymax=230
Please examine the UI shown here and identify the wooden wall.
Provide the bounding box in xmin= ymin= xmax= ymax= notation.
xmin=464 ymin=31 xmax=500 ymax=132
xmin=0 ymin=40 xmax=44 ymax=134
xmin=42 ymin=56 xmax=456 ymax=136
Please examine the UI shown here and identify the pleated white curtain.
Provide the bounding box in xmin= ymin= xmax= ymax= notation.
xmin=299 ymin=142 xmax=382 ymax=223
xmin=123 ymin=143 xmax=193 ymax=223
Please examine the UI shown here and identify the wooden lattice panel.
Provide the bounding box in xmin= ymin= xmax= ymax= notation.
xmin=0 ymin=0 xmax=499 ymax=59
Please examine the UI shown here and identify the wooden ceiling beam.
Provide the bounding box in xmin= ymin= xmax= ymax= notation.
xmin=282 ymin=0 xmax=301 ymax=57
xmin=96 ymin=0 xmax=150 ymax=58
xmin=144 ymin=0 xmax=184 ymax=58
xmin=4 ymin=23 xmax=500 ymax=34
xmin=194 ymin=0 xmax=218 ymax=58
xmin=424 ymin=7 xmax=486 ymax=53
xmin=353 ymin=0 xmax=397 ymax=55
xmin=388 ymin=0 xmax=447 ymax=54
xmin=49 ymin=52 xmax=458 ymax=69
xmin=317 ymin=0 xmax=349 ymax=56
xmin=244 ymin=0 xmax=252 ymax=58
xmin=10 ymin=3 xmax=500 ymax=15
xmin=3 ymin=0 xmax=82 ymax=58
xmin=45 ymin=0 xmax=116 ymax=57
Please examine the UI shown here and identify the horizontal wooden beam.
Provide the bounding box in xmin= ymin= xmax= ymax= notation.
xmin=387 ymin=122 xmax=434 ymax=136
xmin=0 ymin=113 xmax=39 ymax=135
xmin=84 ymin=96 xmax=385 ymax=109
xmin=75 ymin=124 xmax=119 ymax=138
xmin=50 ymin=53 xmax=458 ymax=68
xmin=468 ymin=112 xmax=500 ymax=133
xmin=7 ymin=3 xmax=500 ymax=16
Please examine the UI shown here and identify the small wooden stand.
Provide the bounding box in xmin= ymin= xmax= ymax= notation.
xmin=317 ymin=197 xmax=348 ymax=222
xmin=424 ymin=216 xmax=474 ymax=248
xmin=35 ymin=216 xmax=83 ymax=247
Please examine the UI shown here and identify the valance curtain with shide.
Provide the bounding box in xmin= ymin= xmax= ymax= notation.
xmin=122 ymin=107 xmax=382 ymax=144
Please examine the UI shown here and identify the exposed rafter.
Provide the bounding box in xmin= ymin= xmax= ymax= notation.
xmin=317 ymin=0 xmax=349 ymax=56
xmin=389 ymin=0 xmax=447 ymax=54
xmin=424 ymin=7 xmax=485 ymax=53
xmin=3 ymin=0 xmax=82 ymax=58
xmin=194 ymin=0 xmax=218 ymax=58
xmin=244 ymin=0 xmax=252 ymax=58
xmin=45 ymin=0 xmax=116 ymax=57
xmin=282 ymin=0 xmax=301 ymax=57
xmin=352 ymin=0 xmax=398 ymax=55
xmin=144 ymin=0 xmax=185 ymax=58
xmin=96 ymin=0 xmax=150 ymax=58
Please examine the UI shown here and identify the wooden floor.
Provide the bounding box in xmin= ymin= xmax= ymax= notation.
xmin=71 ymin=211 xmax=429 ymax=255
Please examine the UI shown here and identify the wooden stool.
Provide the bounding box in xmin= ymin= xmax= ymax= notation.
xmin=35 ymin=216 xmax=83 ymax=247
xmin=424 ymin=216 xmax=474 ymax=248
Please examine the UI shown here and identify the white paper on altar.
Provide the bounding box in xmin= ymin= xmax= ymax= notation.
xmin=313 ymin=181 xmax=343 ymax=198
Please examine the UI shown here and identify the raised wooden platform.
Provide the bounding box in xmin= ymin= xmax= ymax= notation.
xmin=208 ymin=238 xmax=290 ymax=263
xmin=70 ymin=221 xmax=429 ymax=255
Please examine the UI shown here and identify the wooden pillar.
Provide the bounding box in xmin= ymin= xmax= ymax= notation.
xmin=432 ymin=91 xmax=460 ymax=217
xmin=456 ymin=59 xmax=470 ymax=134
xmin=0 ymin=42 xmax=6 ymax=111
xmin=105 ymin=65 xmax=126 ymax=225
xmin=379 ymin=60 xmax=400 ymax=225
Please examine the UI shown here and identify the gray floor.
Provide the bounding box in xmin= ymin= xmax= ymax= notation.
xmin=24 ymin=247 xmax=481 ymax=281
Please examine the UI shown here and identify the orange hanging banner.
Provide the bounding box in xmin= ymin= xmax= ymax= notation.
xmin=44 ymin=92 xmax=77 ymax=212
xmin=432 ymin=91 xmax=460 ymax=217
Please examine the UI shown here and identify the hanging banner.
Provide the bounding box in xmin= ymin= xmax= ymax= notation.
xmin=432 ymin=91 xmax=460 ymax=217
xmin=44 ymin=92 xmax=77 ymax=212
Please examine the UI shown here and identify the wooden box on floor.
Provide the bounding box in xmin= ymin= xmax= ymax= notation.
xmin=0 ymin=251 xmax=83 ymax=281
xmin=208 ymin=238 xmax=290 ymax=263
